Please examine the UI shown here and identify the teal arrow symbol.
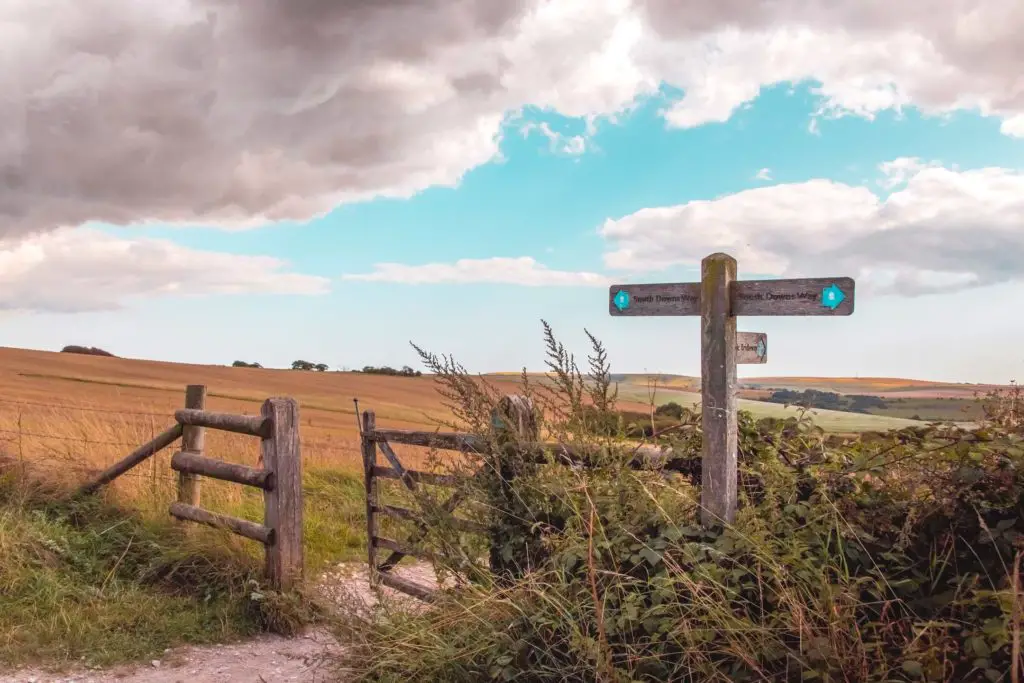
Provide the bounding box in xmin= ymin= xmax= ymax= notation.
xmin=756 ymin=339 xmax=766 ymax=358
xmin=613 ymin=290 xmax=630 ymax=311
xmin=821 ymin=284 xmax=846 ymax=310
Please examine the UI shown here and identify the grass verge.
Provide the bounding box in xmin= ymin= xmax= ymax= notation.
xmin=0 ymin=461 xmax=366 ymax=670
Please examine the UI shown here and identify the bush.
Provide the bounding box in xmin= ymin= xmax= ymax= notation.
xmin=654 ymin=401 xmax=686 ymax=420
xmin=231 ymin=360 xmax=263 ymax=368
xmin=358 ymin=365 xmax=422 ymax=377
xmin=60 ymin=345 xmax=115 ymax=357
xmin=345 ymin=324 xmax=1024 ymax=683
xmin=291 ymin=360 xmax=329 ymax=372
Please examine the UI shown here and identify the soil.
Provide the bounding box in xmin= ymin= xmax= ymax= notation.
xmin=0 ymin=562 xmax=441 ymax=683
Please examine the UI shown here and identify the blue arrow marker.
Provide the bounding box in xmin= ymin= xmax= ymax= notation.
xmin=756 ymin=339 xmax=766 ymax=358
xmin=821 ymin=284 xmax=846 ymax=310
xmin=613 ymin=290 xmax=631 ymax=311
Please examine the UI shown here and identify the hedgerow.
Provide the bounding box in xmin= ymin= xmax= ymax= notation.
xmin=347 ymin=325 xmax=1023 ymax=682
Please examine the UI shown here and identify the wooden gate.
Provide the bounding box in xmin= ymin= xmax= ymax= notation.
xmin=360 ymin=410 xmax=488 ymax=601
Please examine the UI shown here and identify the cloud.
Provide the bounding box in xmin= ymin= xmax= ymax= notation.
xmin=635 ymin=0 xmax=1024 ymax=132
xmin=755 ymin=168 xmax=772 ymax=181
xmin=2 ymin=0 xmax=1023 ymax=240
xmin=599 ymin=160 xmax=1024 ymax=296
xmin=520 ymin=122 xmax=590 ymax=156
xmin=0 ymin=228 xmax=329 ymax=313
xmin=877 ymin=156 xmax=945 ymax=189
xmin=341 ymin=257 xmax=608 ymax=286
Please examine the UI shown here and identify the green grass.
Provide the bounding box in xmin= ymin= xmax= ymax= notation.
xmin=618 ymin=387 xmax=927 ymax=432
xmin=0 ymin=465 xmax=368 ymax=670
xmin=863 ymin=397 xmax=982 ymax=422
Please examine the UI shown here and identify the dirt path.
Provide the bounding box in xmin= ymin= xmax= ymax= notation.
xmin=0 ymin=562 xmax=440 ymax=683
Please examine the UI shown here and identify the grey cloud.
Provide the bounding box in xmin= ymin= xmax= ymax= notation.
xmin=1 ymin=0 xmax=539 ymax=239
xmin=637 ymin=0 xmax=1024 ymax=114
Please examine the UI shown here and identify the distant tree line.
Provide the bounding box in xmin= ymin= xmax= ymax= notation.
xmin=357 ymin=365 xmax=422 ymax=377
xmin=765 ymin=388 xmax=887 ymax=413
xmin=291 ymin=360 xmax=329 ymax=372
xmin=61 ymin=345 xmax=116 ymax=357
xmin=227 ymin=359 xmax=423 ymax=376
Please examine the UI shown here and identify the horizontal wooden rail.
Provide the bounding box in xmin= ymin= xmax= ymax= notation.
xmin=170 ymin=451 xmax=274 ymax=490
xmin=372 ymin=430 xmax=676 ymax=472
xmin=169 ymin=502 xmax=274 ymax=544
xmin=372 ymin=429 xmax=487 ymax=451
xmin=374 ymin=536 xmax=435 ymax=562
xmin=77 ymin=423 xmax=184 ymax=496
xmin=374 ymin=504 xmax=487 ymax=534
xmin=377 ymin=571 xmax=437 ymax=602
xmin=372 ymin=465 xmax=457 ymax=487
xmin=175 ymin=409 xmax=269 ymax=438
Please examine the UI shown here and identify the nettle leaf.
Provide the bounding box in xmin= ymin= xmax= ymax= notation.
xmin=638 ymin=546 xmax=661 ymax=566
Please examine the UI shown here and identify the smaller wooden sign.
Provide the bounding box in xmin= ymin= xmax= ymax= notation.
xmin=736 ymin=332 xmax=767 ymax=364
xmin=732 ymin=277 xmax=855 ymax=316
xmin=608 ymin=283 xmax=701 ymax=316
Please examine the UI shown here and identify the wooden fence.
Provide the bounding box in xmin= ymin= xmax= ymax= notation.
xmin=77 ymin=385 xmax=303 ymax=591
xmin=361 ymin=395 xmax=682 ymax=602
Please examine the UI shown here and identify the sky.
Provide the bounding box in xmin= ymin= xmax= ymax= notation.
xmin=2 ymin=0 xmax=1024 ymax=384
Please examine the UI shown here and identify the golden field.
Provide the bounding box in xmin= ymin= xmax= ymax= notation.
xmin=0 ymin=346 xmax=661 ymax=515
xmin=0 ymin=346 xmax=487 ymax=513
xmin=0 ymin=345 xmax=962 ymax=493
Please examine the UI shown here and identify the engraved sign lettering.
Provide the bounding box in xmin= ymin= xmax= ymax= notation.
xmin=608 ymin=283 xmax=701 ymax=316
xmin=736 ymin=332 xmax=768 ymax=364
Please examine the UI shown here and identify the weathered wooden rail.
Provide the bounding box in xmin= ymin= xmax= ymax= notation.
xmin=76 ymin=385 xmax=303 ymax=591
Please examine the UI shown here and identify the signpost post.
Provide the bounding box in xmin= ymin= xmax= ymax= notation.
xmin=609 ymin=252 xmax=854 ymax=527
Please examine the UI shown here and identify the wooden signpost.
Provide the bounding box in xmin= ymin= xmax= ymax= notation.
xmin=609 ymin=252 xmax=854 ymax=527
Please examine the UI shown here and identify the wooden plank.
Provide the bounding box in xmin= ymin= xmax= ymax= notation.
xmin=177 ymin=385 xmax=206 ymax=509
xmin=374 ymin=536 xmax=436 ymax=562
xmin=736 ymin=332 xmax=768 ymax=365
xmin=168 ymin=502 xmax=273 ymax=544
xmin=732 ymin=277 xmax=855 ymax=316
xmin=377 ymin=571 xmax=437 ymax=602
xmin=361 ymin=411 xmax=379 ymax=589
xmin=608 ymin=282 xmax=701 ymax=316
xmin=372 ymin=465 xmax=457 ymax=487
xmin=261 ymin=397 xmax=303 ymax=592
xmin=377 ymin=438 xmax=418 ymax=492
xmin=374 ymin=504 xmax=487 ymax=534
xmin=170 ymin=450 xmax=273 ymax=490
xmin=76 ymin=423 xmax=184 ymax=496
xmin=175 ymin=409 xmax=269 ymax=438
xmin=701 ymin=253 xmax=739 ymax=527
xmin=372 ymin=429 xmax=487 ymax=452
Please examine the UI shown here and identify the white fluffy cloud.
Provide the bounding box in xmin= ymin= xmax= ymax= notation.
xmin=0 ymin=229 xmax=329 ymax=312
xmin=341 ymin=257 xmax=608 ymax=287
xmin=599 ymin=159 xmax=1024 ymax=296
xmin=1 ymin=0 xmax=1022 ymax=240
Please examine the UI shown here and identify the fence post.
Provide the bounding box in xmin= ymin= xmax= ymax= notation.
xmin=700 ymin=253 xmax=739 ymax=527
xmin=489 ymin=394 xmax=540 ymax=583
xmin=177 ymin=384 xmax=206 ymax=509
xmin=361 ymin=411 xmax=379 ymax=589
xmin=261 ymin=397 xmax=303 ymax=591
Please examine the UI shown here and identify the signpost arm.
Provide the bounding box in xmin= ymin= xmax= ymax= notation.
xmin=700 ymin=253 xmax=738 ymax=527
